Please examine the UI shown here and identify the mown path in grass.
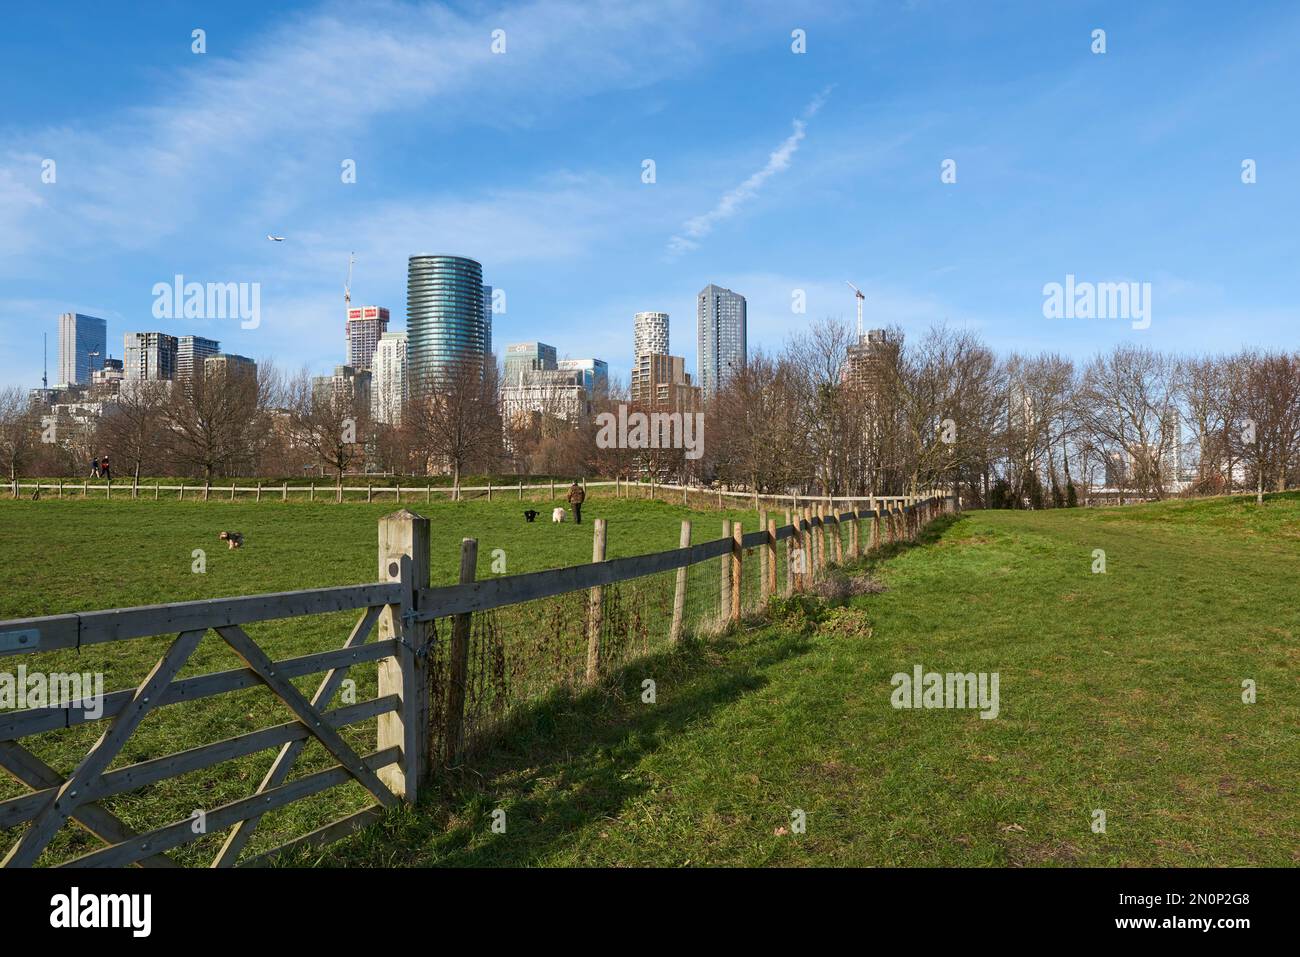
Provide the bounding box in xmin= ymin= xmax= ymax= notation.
xmin=310 ymin=494 xmax=1300 ymax=867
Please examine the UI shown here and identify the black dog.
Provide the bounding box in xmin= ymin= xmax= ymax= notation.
xmin=523 ymin=509 xmax=538 ymax=523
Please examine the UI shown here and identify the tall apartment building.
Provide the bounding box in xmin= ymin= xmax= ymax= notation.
xmin=631 ymin=353 xmax=700 ymax=411
xmin=177 ymin=335 xmax=220 ymax=385
xmin=557 ymin=358 xmax=608 ymax=396
xmin=123 ymin=332 xmax=179 ymax=381
xmin=633 ymin=312 xmax=669 ymax=359
xmin=58 ymin=313 xmax=107 ymax=387
xmin=371 ymin=331 xmax=408 ymax=426
xmin=406 ymin=254 xmax=488 ymax=393
xmin=696 ymin=284 xmax=746 ymax=399
xmin=345 ymin=305 xmax=390 ymax=371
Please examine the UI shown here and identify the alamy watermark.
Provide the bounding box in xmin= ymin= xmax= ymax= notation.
xmin=1 ymin=667 xmax=105 ymax=718
xmin=1042 ymin=274 xmax=1151 ymax=330
xmin=152 ymin=275 xmax=261 ymax=329
xmin=595 ymin=404 xmax=704 ymax=460
xmin=890 ymin=664 xmax=1000 ymax=719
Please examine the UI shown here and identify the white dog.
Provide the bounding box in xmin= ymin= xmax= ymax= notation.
xmin=551 ymin=507 xmax=566 ymax=523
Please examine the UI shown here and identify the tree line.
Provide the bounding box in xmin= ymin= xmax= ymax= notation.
xmin=3 ymin=318 xmax=1297 ymax=506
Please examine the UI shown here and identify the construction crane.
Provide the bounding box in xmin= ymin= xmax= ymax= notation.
xmin=344 ymin=252 xmax=355 ymax=307
xmin=845 ymin=281 xmax=865 ymax=340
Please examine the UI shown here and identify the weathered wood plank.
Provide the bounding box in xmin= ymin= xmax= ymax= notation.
xmin=212 ymin=605 xmax=382 ymax=866
xmin=417 ymin=538 xmax=732 ymax=619
xmin=239 ymin=805 xmax=385 ymax=868
xmin=0 ymin=640 xmax=399 ymax=741
xmin=214 ymin=625 xmax=399 ymax=810
xmin=0 ymin=584 xmax=401 ymax=658
xmin=60 ymin=748 xmax=401 ymax=868
xmin=3 ymin=629 xmax=207 ymax=868
xmin=0 ymin=697 xmax=396 ymax=830
xmin=0 ymin=742 xmax=178 ymax=867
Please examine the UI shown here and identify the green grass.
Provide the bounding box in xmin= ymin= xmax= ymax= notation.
xmin=306 ymin=494 xmax=1299 ymax=867
xmin=3 ymin=493 xmax=1297 ymax=866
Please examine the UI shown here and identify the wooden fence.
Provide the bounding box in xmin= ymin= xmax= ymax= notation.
xmin=0 ymin=496 xmax=953 ymax=867
xmin=6 ymin=476 xmax=950 ymax=512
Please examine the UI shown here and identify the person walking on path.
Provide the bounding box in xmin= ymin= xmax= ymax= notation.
xmin=567 ymin=480 xmax=586 ymax=524
xmin=90 ymin=457 xmax=100 ymax=479
xmin=100 ymin=455 xmax=111 ymax=482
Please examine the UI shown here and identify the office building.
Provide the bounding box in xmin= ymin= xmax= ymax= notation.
xmin=371 ymin=331 xmax=408 ymax=426
xmin=482 ymin=284 xmax=494 ymax=357
xmin=204 ymin=353 xmax=257 ymax=382
xmin=406 ymin=255 xmax=488 ymax=392
xmin=557 ymin=358 xmax=608 ymax=396
xmin=696 ymin=284 xmax=746 ymax=399
xmin=177 ymin=335 xmax=220 ymax=385
xmin=503 ymin=341 xmax=558 ymax=384
xmin=58 ymin=313 xmax=107 ymax=387
xmin=345 ymin=305 xmax=390 ymax=372
xmin=123 ymin=332 xmax=179 ymax=381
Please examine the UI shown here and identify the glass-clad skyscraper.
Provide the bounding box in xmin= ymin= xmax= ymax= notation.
xmin=696 ymin=284 xmax=747 ymax=400
xmin=406 ymin=255 xmax=488 ymax=392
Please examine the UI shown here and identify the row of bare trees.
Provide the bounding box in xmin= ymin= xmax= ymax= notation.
xmin=3 ymin=322 xmax=1298 ymax=505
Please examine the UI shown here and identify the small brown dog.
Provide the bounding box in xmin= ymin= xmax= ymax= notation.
xmin=218 ymin=531 xmax=244 ymax=550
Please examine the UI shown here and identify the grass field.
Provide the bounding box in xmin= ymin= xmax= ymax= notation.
xmin=2 ymin=493 xmax=1297 ymax=866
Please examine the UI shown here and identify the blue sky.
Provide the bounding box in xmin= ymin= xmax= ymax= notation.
xmin=2 ymin=0 xmax=1297 ymax=389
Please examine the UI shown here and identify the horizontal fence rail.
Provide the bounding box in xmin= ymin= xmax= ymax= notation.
xmin=0 ymin=496 xmax=953 ymax=866
xmin=6 ymin=477 xmax=949 ymax=510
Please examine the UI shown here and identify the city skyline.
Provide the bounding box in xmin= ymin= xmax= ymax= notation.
xmin=3 ymin=1 xmax=1299 ymax=392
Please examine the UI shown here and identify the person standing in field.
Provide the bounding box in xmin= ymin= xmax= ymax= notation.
xmin=90 ymin=457 xmax=100 ymax=478
xmin=567 ymin=480 xmax=586 ymax=524
xmin=100 ymin=455 xmax=111 ymax=481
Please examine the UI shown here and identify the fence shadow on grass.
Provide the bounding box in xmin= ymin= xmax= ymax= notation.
xmin=289 ymin=623 xmax=817 ymax=867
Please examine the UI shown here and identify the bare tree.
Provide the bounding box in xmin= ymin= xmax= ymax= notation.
xmin=287 ymin=369 xmax=370 ymax=491
xmin=164 ymin=361 xmax=265 ymax=480
xmin=0 ymin=388 xmax=40 ymax=492
xmin=406 ymin=357 xmax=502 ymax=494
xmin=97 ymin=379 xmax=170 ymax=488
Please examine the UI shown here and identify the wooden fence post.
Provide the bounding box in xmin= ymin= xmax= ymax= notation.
xmin=367 ymin=484 xmax=372 ymax=503
xmin=518 ymin=478 xmax=524 ymax=500
xmin=720 ymin=519 xmax=732 ymax=622
xmin=759 ymin=514 xmax=769 ymax=598
xmin=377 ymin=509 xmax=432 ymax=800
xmin=585 ymin=519 xmax=607 ymax=684
xmin=282 ymin=482 xmax=288 ymax=501
xmin=256 ymin=482 xmax=262 ymax=503
xmin=551 ymin=478 xmax=556 ymax=500
xmin=154 ymin=482 xmax=159 ymax=500
xmin=309 ymin=482 xmax=314 ymax=502
xmin=758 ymin=508 xmax=769 ymax=600
xmin=444 ymin=537 xmax=478 ymax=768
xmin=670 ymin=520 xmax=691 ymax=643
xmin=832 ymin=506 xmax=844 ymax=565
xmin=849 ymin=507 xmax=860 ymax=559
xmin=813 ymin=504 xmax=823 ymax=571
xmin=784 ymin=508 xmax=794 ymax=595
xmin=731 ymin=521 xmax=743 ymax=622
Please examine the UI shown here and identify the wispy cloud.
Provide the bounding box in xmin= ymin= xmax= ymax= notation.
xmin=667 ymin=87 xmax=832 ymax=257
